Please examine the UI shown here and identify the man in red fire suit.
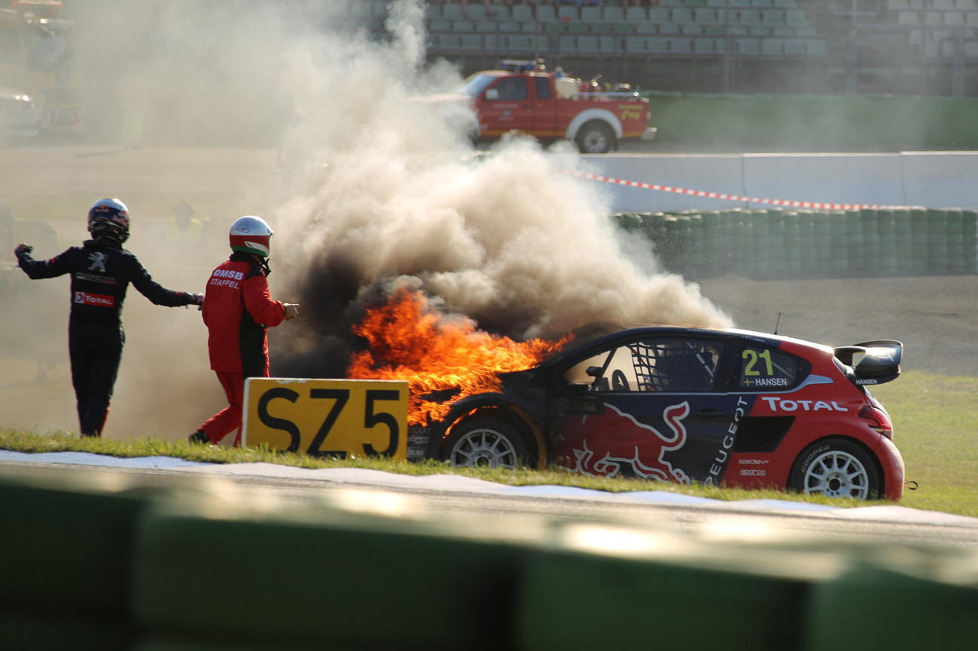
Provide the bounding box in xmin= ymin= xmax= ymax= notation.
xmin=189 ymin=215 xmax=299 ymax=446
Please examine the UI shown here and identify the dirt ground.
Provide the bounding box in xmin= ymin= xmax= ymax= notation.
xmin=1 ymin=146 xmax=975 ymax=439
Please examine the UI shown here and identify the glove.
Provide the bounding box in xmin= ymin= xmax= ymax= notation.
xmin=184 ymin=293 xmax=204 ymax=310
xmin=14 ymin=243 xmax=32 ymax=258
xmin=283 ymin=303 xmax=300 ymax=320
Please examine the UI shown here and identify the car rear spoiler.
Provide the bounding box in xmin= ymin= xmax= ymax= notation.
xmin=833 ymin=340 xmax=903 ymax=386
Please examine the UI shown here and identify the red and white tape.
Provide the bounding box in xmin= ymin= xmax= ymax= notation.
xmin=568 ymin=170 xmax=902 ymax=211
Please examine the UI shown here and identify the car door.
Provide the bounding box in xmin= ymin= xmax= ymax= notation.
xmin=480 ymin=76 xmax=534 ymax=135
xmin=546 ymin=334 xmax=744 ymax=485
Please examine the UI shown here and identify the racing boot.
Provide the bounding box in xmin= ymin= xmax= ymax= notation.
xmin=188 ymin=430 xmax=211 ymax=445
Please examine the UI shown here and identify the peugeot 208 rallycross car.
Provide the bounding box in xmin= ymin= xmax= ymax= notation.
xmin=409 ymin=326 xmax=904 ymax=501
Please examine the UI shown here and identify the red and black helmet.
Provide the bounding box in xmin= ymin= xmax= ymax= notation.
xmin=229 ymin=215 xmax=273 ymax=257
xmin=88 ymin=198 xmax=130 ymax=243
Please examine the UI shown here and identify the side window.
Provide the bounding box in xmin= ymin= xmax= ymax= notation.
xmin=629 ymin=339 xmax=723 ymax=393
xmin=738 ymin=346 xmax=800 ymax=391
xmin=493 ymin=77 xmax=528 ymax=101
xmin=562 ymin=339 xmax=723 ymax=393
xmin=534 ymin=76 xmax=551 ymax=100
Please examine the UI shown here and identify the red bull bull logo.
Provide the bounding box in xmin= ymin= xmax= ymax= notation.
xmin=560 ymin=401 xmax=691 ymax=484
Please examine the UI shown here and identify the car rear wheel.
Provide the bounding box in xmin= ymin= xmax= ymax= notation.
xmin=575 ymin=121 xmax=615 ymax=154
xmin=442 ymin=418 xmax=529 ymax=469
xmin=789 ymin=439 xmax=881 ymax=500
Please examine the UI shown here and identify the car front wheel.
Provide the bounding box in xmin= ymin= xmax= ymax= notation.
xmin=442 ymin=418 xmax=529 ymax=469
xmin=789 ymin=439 xmax=881 ymax=500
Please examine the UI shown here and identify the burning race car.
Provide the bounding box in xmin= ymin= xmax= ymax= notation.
xmin=388 ymin=322 xmax=904 ymax=501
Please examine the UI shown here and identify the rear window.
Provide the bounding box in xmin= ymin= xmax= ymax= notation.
xmin=737 ymin=345 xmax=804 ymax=391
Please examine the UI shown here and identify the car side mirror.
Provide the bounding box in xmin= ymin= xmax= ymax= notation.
xmin=485 ymin=88 xmax=499 ymax=101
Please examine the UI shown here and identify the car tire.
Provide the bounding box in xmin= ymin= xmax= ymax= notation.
xmin=575 ymin=121 xmax=615 ymax=154
xmin=789 ymin=438 xmax=881 ymax=500
xmin=441 ymin=418 xmax=529 ymax=469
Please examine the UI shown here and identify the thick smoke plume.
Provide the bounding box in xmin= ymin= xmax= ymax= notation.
xmin=269 ymin=0 xmax=731 ymax=377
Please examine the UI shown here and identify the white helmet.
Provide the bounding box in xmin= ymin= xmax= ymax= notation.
xmin=229 ymin=215 xmax=273 ymax=257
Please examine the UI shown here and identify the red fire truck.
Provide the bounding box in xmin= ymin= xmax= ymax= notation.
xmin=458 ymin=60 xmax=655 ymax=153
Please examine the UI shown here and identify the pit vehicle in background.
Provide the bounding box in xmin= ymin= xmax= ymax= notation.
xmin=0 ymin=2 xmax=84 ymax=136
xmin=458 ymin=59 xmax=656 ymax=153
xmin=409 ymin=326 xmax=905 ymax=501
xmin=0 ymin=87 xmax=40 ymax=143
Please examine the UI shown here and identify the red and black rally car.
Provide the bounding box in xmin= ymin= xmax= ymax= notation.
xmin=408 ymin=326 xmax=904 ymax=501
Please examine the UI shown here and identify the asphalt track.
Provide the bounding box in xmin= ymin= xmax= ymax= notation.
xmin=2 ymin=451 xmax=977 ymax=549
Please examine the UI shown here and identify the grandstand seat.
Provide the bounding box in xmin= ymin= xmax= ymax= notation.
xmin=682 ymin=24 xmax=705 ymax=35
xmin=581 ymin=6 xmax=601 ymax=22
xmin=502 ymin=34 xmax=535 ymax=55
xmin=512 ymin=4 xmax=533 ymax=21
xmin=466 ymin=4 xmax=488 ymax=20
xmin=636 ymin=22 xmax=658 ymax=35
xmin=785 ymin=9 xmax=807 ymax=25
xmin=784 ymin=38 xmax=806 ymax=55
xmin=762 ymin=38 xmax=786 ymax=55
xmin=695 ymin=8 xmax=718 ymax=24
xmin=694 ymin=37 xmax=723 ymax=54
xmin=575 ymin=36 xmax=601 ymax=53
xmin=624 ymin=6 xmax=646 ymax=22
xmin=431 ymin=33 xmax=462 ymax=52
xmin=671 ymin=7 xmax=694 ymax=23
xmin=737 ymin=8 xmax=763 ymax=25
xmin=475 ymin=20 xmax=497 ymax=32
xmin=460 ymin=33 xmax=483 ymax=52
xmin=762 ymin=9 xmax=786 ymax=26
xmin=489 ymin=3 xmax=510 ymax=20
xmin=441 ymin=3 xmax=464 ymax=21
xmin=557 ymin=5 xmax=578 ymax=21
xmin=735 ymin=38 xmax=761 ymax=55
xmin=537 ymin=5 xmax=557 ymax=22
xmin=625 ymin=36 xmax=650 ymax=55
xmin=670 ymin=37 xmax=694 ymax=54
xmin=498 ymin=20 xmax=521 ymax=32
xmin=648 ymin=7 xmax=670 ymax=23
xmin=649 ymin=37 xmax=670 ymax=53
xmin=428 ymin=19 xmax=451 ymax=32
xmin=659 ymin=23 xmax=681 ymax=35
xmin=932 ymin=0 xmax=955 ymax=8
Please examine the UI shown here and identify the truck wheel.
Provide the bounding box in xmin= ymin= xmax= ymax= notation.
xmin=575 ymin=121 xmax=615 ymax=154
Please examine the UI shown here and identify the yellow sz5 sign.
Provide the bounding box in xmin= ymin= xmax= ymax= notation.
xmin=242 ymin=378 xmax=408 ymax=459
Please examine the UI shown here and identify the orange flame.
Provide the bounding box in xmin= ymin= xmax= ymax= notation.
xmin=348 ymin=286 xmax=572 ymax=425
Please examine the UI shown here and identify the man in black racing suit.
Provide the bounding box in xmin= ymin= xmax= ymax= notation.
xmin=14 ymin=198 xmax=203 ymax=438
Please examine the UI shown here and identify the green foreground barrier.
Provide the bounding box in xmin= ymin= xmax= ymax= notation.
xmin=2 ymin=468 xmax=977 ymax=651
xmin=0 ymin=471 xmax=153 ymax=651
xmin=615 ymin=208 xmax=978 ymax=279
